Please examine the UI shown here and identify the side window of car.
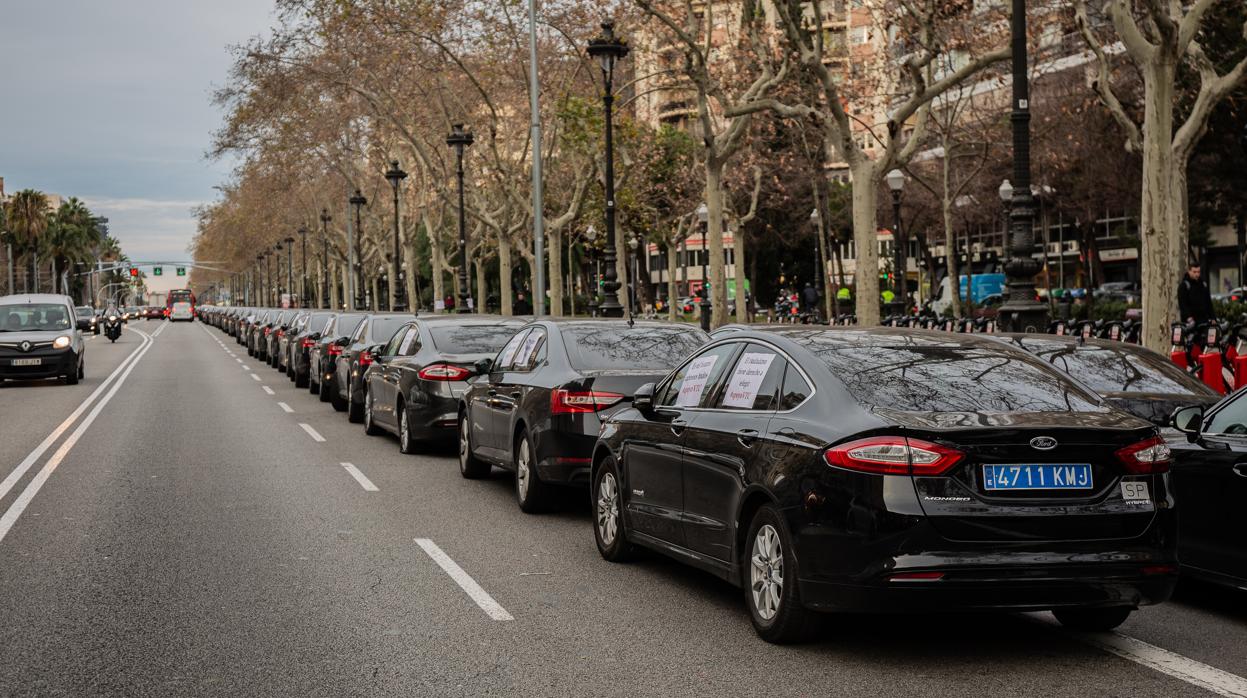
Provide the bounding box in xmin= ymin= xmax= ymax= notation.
xmin=400 ymin=326 xmax=421 ymax=356
xmin=511 ymin=328 xmax=547 ymax=372
xmin=712 ymin=344 xmax=785 ymax=411
xmin=780 ymin=362 xmax=813 ymax=410
xmin=383 ymin=327 xmax=408 ymax=356
xmin=352 ymin=320 xmax=368 ymax=344
xmin=1204 ymin=392 xmax=1247 ymax=436
xmin=495 ymin=330 xmax=530 ymax=371
xmin=658 ymin=343 xmax=741 ymax=408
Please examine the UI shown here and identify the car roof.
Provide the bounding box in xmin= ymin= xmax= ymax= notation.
xmin=417 ymin=314 xmax=523 ymax=325
xmin=0 ymin=294 xmax=74 ymax=305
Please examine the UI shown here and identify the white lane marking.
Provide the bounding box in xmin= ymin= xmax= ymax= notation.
xmin=0 ymin=331 xmax=156 ymax=544
xmin=415 ymin=539 xmax=513 ymax=621
xmin=340 ymin=462 xmax=378 ymax=491
xmin=150 ymin=322 xmax=168 ymax=339
xmin=0 ymin=331 xmax=152 ymax=504
xmin=250 ymin=374 xmax=262 ymax=382
xmin=241 ymin=365 xmax=251 ymax=371
xmin=262 ymin=386 xmax=276 ymax=396
xmin=299 ymin=423 xmax=325 ymax=442
xmin=1030 ymin=614 xmax=1247 ymax=697
xmin=236 ymin=358 xmax=243 ymax=363
xmin=278 ymin=402 xmax=293 ymax=413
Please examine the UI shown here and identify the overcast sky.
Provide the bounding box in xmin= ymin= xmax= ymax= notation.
xmin=0 ymin=0 xmax=274 ymax=293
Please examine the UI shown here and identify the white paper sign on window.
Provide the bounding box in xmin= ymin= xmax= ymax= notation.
xmin=499 ymin=334 xmax=524 ymax=367
xmin=676 ymin=355 xmax=719 ymax=407
xmin=514 ymin=332 xmax=542 ymax=367
xmin=721 ymin=352 xmax=777 ymax=409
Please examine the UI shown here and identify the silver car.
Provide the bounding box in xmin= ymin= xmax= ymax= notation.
xmin=0 ymin=294 xmax=87 ymax=384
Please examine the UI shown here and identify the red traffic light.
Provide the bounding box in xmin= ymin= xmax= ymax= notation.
xmin=129 ymin=267 xmax=139 ymax=277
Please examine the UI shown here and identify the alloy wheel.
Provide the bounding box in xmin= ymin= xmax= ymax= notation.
xmin=750 ymin=524 xmax=784 ymax=621
xmin=516 ymin=438 xmax=531 ymax=501
xmin=459 ymin=419 xmax=470 ymax=471
xmin=596 ymin=472 xmax=620 ymax=546
xmin=400 ymin=410 xmax=410 ymax=451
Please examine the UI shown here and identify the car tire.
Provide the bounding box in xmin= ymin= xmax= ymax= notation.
xmin=78 ymin=358 xmax=85 ymax=380
xmin=398 ymin=402 xmax=419 ymax=455
xmin=745 ymin=504 xmax=817 ymax=644
xmin=458 ymin=413 xmax=490 ymax=479
xmin=65 ymin=368 xmax=79 ymax=386
xmin=295 ymin=366 xmax=308 ymax=389
xmin=514 ymin=429 xmax=553 ymax=514
xmin=363 ymin=387 xmax=384 ymax=435
xmin=319 ymin=374 xmax=334 ymax=403
xmin=593 ymin=455 xmax=636 ymax=562
xmin=347 ymin=380 xmax=365 ymax=423
xmin=1052 ymin=606 xmax=1132 ymax=631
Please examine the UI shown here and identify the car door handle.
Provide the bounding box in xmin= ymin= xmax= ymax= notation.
xmin=510 ymin=391 xmax=522 ymax=399
xmin=777 ymin=427 xmax=796 ymax=437
xmin=737 ymin=429 xmax=759 ymax=447
xmin=487 ymin=389 xmax=498 ymax=397
xmin=670 ymin=419 xmax=688 ymax=437
xmin=1234 ymin=463 xmax=1247 ymax=478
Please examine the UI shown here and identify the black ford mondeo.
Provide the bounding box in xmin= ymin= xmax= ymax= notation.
xmin=591 ymin=327 xmax=1177 ymax=643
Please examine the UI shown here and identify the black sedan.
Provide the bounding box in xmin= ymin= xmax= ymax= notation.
xmin=1168 ymin=398 xmax=1247 ymax=589
xmin=362 ymin=316 xmax=526 ymax=453
xmin=997 ymin=334 xmax=1220 ymax=427
xmin=287 ymin=311 xmax=336 ymax=388
xmin=458 ymin=319 xmax=710 ymax=513
xmin=331 ymin=312 xmax=416 ymax=421
xmin=591 ymin=328 xmax=1176 ymax=643
xmin=309 ymin=312 xmax=366 ymax=401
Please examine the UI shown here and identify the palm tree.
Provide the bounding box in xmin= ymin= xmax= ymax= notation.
xmin=46 ymin=198 xmax=102 ymax=295
xmin=2 ymin=190 xmax=51 ymax=292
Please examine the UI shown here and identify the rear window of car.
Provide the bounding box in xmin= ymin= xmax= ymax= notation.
xmin=1027 ymin=342 xmax=1210 ymax=395
xmin=0 ymin=303 xmax=73 ymax=331
xmin=811 ymin=339 xmax=1105 ymax=413
xmin=75 ymin=307 xmax=93 ymax=317
xmin=561 ymin=324 xmax=709 ymax=371
xmin=333 ymin=314 xmax=365 ymax=336
xmin=430 ymin=324 xmax=521 ymax=354
xmin=368 ymin=316 xmax=415 ymax=343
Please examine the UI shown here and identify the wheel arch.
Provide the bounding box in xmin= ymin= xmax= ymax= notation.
xmin=735 ymin=487 xmax=780 ymax=573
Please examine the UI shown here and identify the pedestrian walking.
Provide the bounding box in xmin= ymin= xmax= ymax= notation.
xmin=801 ymin=282 xmax=818 ymax=313
xmin=1178 ymin=262 xmax=1214 ymax=325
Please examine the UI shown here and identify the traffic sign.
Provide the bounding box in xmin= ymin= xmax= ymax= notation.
xmin=153 ymin=266 xmax=163 ymax=276
xmin=176 ymin=267 xmax=186 ymax=276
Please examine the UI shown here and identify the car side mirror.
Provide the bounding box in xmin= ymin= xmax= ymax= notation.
xmin=474 ymin=358 xmax=493 ymax=375
xmin=633 ymin=383 xmax=656 ymax=412
xmin=1171 ymin=405 xmax=1203 ymax=436
xmin=309 ymin=332 xmax=321 ymax=341
xmin=334 ymin=336 xmax=350 ymax=347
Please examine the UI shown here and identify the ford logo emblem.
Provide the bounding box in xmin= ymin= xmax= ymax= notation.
xmin=1030 ymin=436 xmax=1058 ymax=450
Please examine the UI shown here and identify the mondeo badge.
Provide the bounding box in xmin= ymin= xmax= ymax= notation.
xmin=1030 ymin=436 xmax=1058 ymax=450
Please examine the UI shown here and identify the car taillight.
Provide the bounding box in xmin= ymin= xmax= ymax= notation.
xmin=824 ymin=436 xmax=963 ymax=476
xmin=264 ymin=327 xmax=272 ymax=335
xmin=550 ymin=389 xmax=625 ymax=415
xmin=301 ymin=338 xmax=315 ymax=349
xmin=327 ymin=344 xmax=343 ymax=357
xmin=277 ymin=329 xmax=285 ymax=338
xmin=417 ymin=364 xmax=472 ymax=381
xmin=359 ymin=351 xmax=374 ymax=368
xmin=1115 ymin=436 xmax=1171 ymax=474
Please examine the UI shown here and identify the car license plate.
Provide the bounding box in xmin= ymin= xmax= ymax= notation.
xmin=11 ymin=358 xmax=42 ymax=367
xmin=982 ymin=464 xmax=1093 ymax=491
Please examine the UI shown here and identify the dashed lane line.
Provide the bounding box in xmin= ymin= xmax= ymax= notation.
xmin=415 ymin=539 xmax=513 ymax=621
xmin=340 ymin=463 xmax=378 ymax=491
xmin=262 ymin=386 xmax=275 ymax=396
xmin=299 ymin=423 xmax=325 ymax=442
xmin=278 ymin=402 xmax=294 ymax=413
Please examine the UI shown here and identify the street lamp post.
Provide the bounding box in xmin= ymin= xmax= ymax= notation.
xmin=446 ymin=124 xmax=475 ymax=314
xmin=587 ymin=21 xmax=629 ymax=319
xmin=885 ymin=168 xmax=906 ymax=316
xmin=696 ymin=202 xmax=711 ymax=331
xmin=349 ymin=189 xmax=367 ymax=310
xmin=264 ymin=251 xmax=273 ymax=306
xmin=998 ymin=0 xmax=1048 ymax=332
xmin=284 ymin=236 xmax=295 ymax=307
xmin=320 ymin=209 xmax=331 ymax=309
xmin=298 ymin=226 xmax=308 ymax=308
xmin=811 ymin=207 xmax=826 ymax=321
xmin=384 ymin=160 xmax=408 ymax=311
xmin=256 ymin=255 xmax=264 ymax=306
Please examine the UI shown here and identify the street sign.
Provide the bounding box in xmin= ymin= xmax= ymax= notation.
xmin=176 ymin=267 xmax=186 ymax=276
xmin=153 ymin=266 xmax=162 ymax=276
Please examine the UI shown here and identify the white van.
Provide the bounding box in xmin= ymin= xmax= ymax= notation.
xmin=170 ymin=301 xmax=194 ymax=322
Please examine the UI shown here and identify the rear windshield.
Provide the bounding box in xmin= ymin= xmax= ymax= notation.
xmin=75 ymin=307 xmax=93 ymax=317
xmin=0 ymin=303 xmax=73 ymax=331
xmin=430 ymin=325 xmax=520 ymax=354
xmin=368 ymin=316 xmax=415 ymax=343
xmin=561 ymin=324 xmax=709 ymax=371
xmin=813 ymin=340 xmax=1104 ymax=413
xmin=1029 ymin=343 xmax=1209 ymax=395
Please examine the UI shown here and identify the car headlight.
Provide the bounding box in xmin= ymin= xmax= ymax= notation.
xmin=53 ymin=336 xmax=72 ymax=349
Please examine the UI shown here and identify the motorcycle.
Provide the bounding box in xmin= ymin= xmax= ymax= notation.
xmin=103 ymin=313 xmax=122 ymax=343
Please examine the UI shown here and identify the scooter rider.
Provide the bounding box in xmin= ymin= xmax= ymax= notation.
xmin=102 ymin=303 xmax=123 ymax=342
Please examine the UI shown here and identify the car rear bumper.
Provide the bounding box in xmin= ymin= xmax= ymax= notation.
xmin=534 ymin=428 xmax=598 ymax=485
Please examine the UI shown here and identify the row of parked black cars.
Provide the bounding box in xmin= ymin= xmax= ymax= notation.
xmin=199 ymin=305 xmax=1246 ymax=644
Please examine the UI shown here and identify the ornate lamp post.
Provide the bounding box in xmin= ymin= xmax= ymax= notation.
xmin=283 ymin=236 xmax=295 ymax=307
xmin=255 ymin=255 xmax=264 ymax=306
xmin=319 ymin=208 xmax=331 ymax=308
xmin=264 ymin=251 xmax=273 ymax=306
xmin=810 ymin=207 xmax=826 ymax=321
xmin=349 ymin=189 xmax=367 ymax=310
xmin=298 ymin=226 xmax=308 ymax=308
xmin=998 ymin=0 xmax=1048 ymax=332
xmin=695 ymin=202 xmax=711 ymax=330
xmin=446 ymin=124 xmax=475 ymax=314
xmin=885 ymin=168 xmax=906 ymax=316
xmin=587 ymin=21 xmax=629 ymax=318
xmin=384 ymin=160 xmax=408 ymax=311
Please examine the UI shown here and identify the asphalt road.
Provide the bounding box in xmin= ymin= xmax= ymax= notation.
xmin=1 ymin=320 xmax=1246 ymax=696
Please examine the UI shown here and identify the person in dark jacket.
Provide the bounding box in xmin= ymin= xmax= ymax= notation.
xmin=1178 ymin=263 xmax=1215 ymax=325
xmin=513 ymin=291 xmax=533 ymax=315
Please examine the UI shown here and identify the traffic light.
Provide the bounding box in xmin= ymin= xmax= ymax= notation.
xmin=128 ymin=267 xmax=139 ymax=277
xmin=176 ymin=267 xmax=186 ymax=276
xmin=153 ymin=266 xmax=162 ymax=276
